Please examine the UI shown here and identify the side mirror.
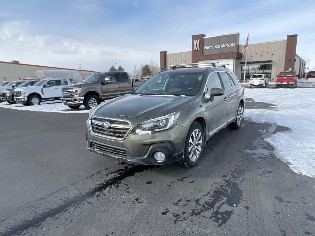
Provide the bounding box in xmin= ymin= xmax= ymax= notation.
xmin=204 ymin=88 xmax=224 ymax=101
xmin=210 ymin=88 xmax=224 ymax=96
xmin=101 ymin=78 xmax=111 ymax=85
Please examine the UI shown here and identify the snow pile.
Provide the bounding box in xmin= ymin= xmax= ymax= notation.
xmin=0 ymin=101 xmax=88 ymax=113
xmin=245 ymin=88 xmax=315 ymax=178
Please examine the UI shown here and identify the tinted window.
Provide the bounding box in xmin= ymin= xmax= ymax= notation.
xmin=117 ymin=73 xmax=129 ymax=82
xmin=228 ymin=72 xmax=239 ymax=85
xmin=251 ymin=74 xmax=263 ymax=78
xmin=60 ymin=79 xmax=68 ymax=85
xmin=135 ymin=71 xmax=203 ymax=96
xmin=219 ymin=72 xmax=233 ymax=90
xmin=278 ymin=72 xmax=295 ymax=76
xmin=206 ymin=72 xmax=223 ymax=92
xmin=85 ymin=74 xmax=103 ymax=83
xmin=104 ymin=74 xmax=117 ymax=82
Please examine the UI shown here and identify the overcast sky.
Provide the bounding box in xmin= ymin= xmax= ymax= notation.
xmin=0 ymin=0 xmax=314 ymax=73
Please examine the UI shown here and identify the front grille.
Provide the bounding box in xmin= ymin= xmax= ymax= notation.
xmin=1 ymin=92 xmax=5 ymax=98
xmin=90 ymin=141 xmax=127 ymax=158
xmin=91 ymin=117 xmax=132 ymax=140
xmin=14 ymin=91 xmax=21 ymax=97
xmin=62 ymin=90 xmax=75 ymax=96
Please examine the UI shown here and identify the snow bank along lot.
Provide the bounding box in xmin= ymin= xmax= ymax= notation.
xmin=0 ymin=88 xmax=314 ymax=178
xmin=245 ymin=88 xmax=315 ymax=178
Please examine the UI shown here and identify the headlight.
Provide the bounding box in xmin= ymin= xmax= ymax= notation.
xmin=74 ymin=88 xmax=81 ymax=96
xmin=138 ymin=112 xmax=180 ymax=132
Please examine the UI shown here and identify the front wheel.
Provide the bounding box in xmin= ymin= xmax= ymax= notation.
xmin=182 ymin=122 xmax=204 ymax=168
xmin=84 ymin=94 xmax=99 ymax=110
xmin=27 ymin=94 xmax=41 ymax=106
xmin=229 ymin=103 xmax=244 ymax=130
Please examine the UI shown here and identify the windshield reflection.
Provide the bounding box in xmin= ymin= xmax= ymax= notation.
xmin=84 ymin=74 xmax=103 ymax=83
xmin=134 ymin=71 xmax=203 ymax=96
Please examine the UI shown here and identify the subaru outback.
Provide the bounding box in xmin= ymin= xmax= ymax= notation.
xmin=86 ymin=65 xmax=245 ymax=168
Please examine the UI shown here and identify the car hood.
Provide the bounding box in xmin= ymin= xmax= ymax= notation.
xmin=63 ymin=82 xmax=97 ymax=90
xmin=93 ymin=94 xmax=195 ymax=119
xmin=15 ymin=86 xmax=39 ymax=93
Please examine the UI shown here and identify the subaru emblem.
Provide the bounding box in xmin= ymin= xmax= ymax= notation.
xmin=102 ymin=121 xmax=111 ymax=128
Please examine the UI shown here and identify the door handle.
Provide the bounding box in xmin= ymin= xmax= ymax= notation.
xmin=224 ymin=97 xmax=228 ymax=101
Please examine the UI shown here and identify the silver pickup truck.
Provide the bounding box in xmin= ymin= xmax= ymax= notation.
xmin=62 ymin=72 xmax=143 ymax=110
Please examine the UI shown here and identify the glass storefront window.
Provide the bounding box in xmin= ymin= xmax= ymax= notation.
xmin=241 ymin=63 xmax=272 ymax=81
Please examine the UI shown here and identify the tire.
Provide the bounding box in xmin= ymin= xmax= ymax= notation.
xmin=84 ymin=94 xmax=99 ymax=110
xmin=27 ymin=94 xmax=41 ymax=106
xmin=182 ymin=122 xmax=204 ymax=168
xmin=229 ymin=103 xmax=244 ymax=130
xmin=68 ymin=105 xmax=80 ymax=109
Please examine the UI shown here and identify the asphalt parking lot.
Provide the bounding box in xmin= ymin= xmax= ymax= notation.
xmin=0 ymin=100 xmax=315 ymax=236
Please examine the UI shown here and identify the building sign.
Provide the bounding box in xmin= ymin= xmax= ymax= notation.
xmin=193 ymin=40 xmax=200 ymax=51
xmin=204 ymin=43 xmax=236 ymax=50
xmin=203 ymin=33 xmax=239 ymax=55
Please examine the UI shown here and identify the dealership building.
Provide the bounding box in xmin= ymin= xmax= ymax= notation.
xmin=160 ymin=33 xmax=306 ymax=81
xmin=0 ymin=60 xmax=98 ymax=81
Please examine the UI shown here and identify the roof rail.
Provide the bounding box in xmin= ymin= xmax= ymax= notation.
xmin=169 ymin=62 xmax=230 ymax=69
xmin=170 ymin=63 xmax=217 ymax=69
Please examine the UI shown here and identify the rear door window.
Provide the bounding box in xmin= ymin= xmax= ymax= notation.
xmin=117 ymin=73 xmax=129 ymax=82
xmin=219 ymin=72 xmax=234 ymax=90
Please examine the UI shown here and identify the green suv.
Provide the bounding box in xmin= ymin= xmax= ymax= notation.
xmin=86 ymin=65 xmax=245 ymax=167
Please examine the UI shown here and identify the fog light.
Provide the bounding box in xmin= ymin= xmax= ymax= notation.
xmin=153 ymin=152 xmax=165 ymax=163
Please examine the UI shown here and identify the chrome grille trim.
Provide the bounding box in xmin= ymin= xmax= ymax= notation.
xmin=90 ymin=141 xmax=127 ymax=159
xmin=14 ymin=91 xmax=22 ymax=97
xmin=91 ymin=116 xmax=132 ymax=140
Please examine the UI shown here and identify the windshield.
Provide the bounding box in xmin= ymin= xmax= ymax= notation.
xmin=278 ymin=72 xmax=294 ymax=76
xmin=84 ymin=74 xmax=103 ymax=83
xmin=33 ymin=80 xmax=47 ymax=86
xmin=134 ymin=71 xmax=204 ymax=96
xmin=17 ymin=81 xmax=36 ymax=87
xmin=5 ymin=81 xmax=15 ymax=87
xmin=251 ymin=74 xmax=263 ymax=78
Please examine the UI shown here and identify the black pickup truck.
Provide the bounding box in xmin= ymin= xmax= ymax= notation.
xmin=62 ymin=71 xmax=144 ymax=109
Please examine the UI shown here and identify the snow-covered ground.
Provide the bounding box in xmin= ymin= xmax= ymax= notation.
xmin=0 ymin=100 xmax=88 ymax=113
xmin=1 ymin=88 xmax=314 ymax=178
xmin=245 ymin=88 xmax=315 ymax=178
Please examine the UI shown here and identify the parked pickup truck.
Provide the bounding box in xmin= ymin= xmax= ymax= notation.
xmin=62 ymin=71 xmax=143 ymax=110
xmin=275 ymin=71 xmax=297 ymax=87
xmin=14 ymin=78 xmax=73 ymax=105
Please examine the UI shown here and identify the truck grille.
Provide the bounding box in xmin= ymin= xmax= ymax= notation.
xmin=90 ymin=141 xmax=127 ymax=159
xmin=14 ymin=91 xmax=21 ymax=97
xmin=91 ymin=117 xmax=132 ymax=140
xmin=62 ymin=90 xmax=75 ymax=96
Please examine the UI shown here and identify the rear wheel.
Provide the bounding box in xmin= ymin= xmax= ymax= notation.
xmin=229 ymin=103 xmax=244 ymax=130
xmin=27 ymin=94 xmax=41 ymax=106
xmin=84 ymin=94 xmax=99 ymax=110
xmin=182 ymin=122 xmax=204 ymax=168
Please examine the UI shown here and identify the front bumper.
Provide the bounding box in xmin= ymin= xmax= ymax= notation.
xmin=249 ymin=80 xmax=265 ymax=86
xmin=62 ymin=96 xmax=84 ymax=106
xmin=0 ymin=96 xmax=6 ymax=102
xmin=15 ymin=96 xmax=28 ymax=103
xmin=275 ymin=81 xmax=296 ymax=85
xmin=86 ymin=119 xmax=187 ymax=165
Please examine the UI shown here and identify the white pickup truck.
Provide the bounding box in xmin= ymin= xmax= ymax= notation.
xmin=14 ymin=78 xmax=73 ymax=105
